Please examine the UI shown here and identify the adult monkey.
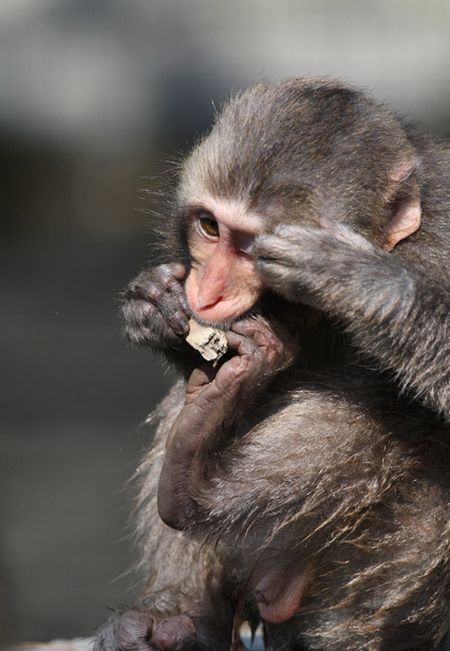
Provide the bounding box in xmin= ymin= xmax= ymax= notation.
xmin=96 ymin=80 xmax=450 ymax=651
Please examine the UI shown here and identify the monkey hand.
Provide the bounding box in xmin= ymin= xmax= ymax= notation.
xmin=253 ymin=222 xmax=387 ymax=311
xmin=176 ymin=316 xmax=297 ymax=443
xmin=120 ymin=263 xmax=192 ymax=349
xmin=205 ymin=316 xmax=298 ymax=406
xmin=158 ymin=317 xmax=297 ymax=530
xmin=94 ymin=609 xmax=227 ymax=651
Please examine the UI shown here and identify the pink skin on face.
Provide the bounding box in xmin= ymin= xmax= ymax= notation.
xmin=185 ymin=198 xmax=266 ymax=324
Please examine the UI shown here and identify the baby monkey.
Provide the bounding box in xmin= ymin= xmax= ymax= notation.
xmin=97 ymin=79 xmax=450 ymax=651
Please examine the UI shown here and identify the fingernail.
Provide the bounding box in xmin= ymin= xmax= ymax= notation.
xmin=172 ymin=311 xmax=189 ymax=335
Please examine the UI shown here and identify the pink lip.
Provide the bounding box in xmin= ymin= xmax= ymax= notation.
xmin=192 ymin=301 xmax=237 ymax=323
xmin=194 ymin=297 xmax=223 ymax=312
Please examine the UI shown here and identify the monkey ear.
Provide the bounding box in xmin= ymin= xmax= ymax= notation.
xmin=383 ymin=160 xmax=422 ymax=251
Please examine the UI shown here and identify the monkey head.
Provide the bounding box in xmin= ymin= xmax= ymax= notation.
xmin=175 ymin=79 xmax=422 ymax=325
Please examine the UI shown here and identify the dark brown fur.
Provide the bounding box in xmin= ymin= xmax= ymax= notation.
xmin=96 ymin=79 xmax=450 ymax=651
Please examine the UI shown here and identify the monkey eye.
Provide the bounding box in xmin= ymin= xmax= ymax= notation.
xmin=197 ymin=212 xmax=220 ymax=239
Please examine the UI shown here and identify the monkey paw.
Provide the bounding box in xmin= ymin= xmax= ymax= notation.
xmin=185 ymin=316 xmax=298 ymax=406
xmin=94 ymin=609 xmax=216 ymax=651
xmin=121 ymin=263 xmax=191 ymax=348
xmin=175 ymin=317 xmax=299 ymax=439
xmin=253 ymin=223 xmax=378 ymax=308
xmin=221 ymin=316 xmax=298 ymax=390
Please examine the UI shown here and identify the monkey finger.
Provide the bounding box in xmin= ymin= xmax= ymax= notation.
xmin=232 ymin=318 xmax=297 ymax=370
xmin=136 ymin=281 xmax=190 ymax=336
xmin=318 ymin=218 xmax=374 ymax=251
xmin=256 ymin=225 xmax=334 ymax=262
xmin=186 ymin=365 xmax=217 ymax=397
xmin=255 ymin=255 xmax=323 ymax=310
xmin=155 ymin=275 xmax=192 ymax=328
xmin=236 ymin=317 xmax=282 ymax=346
xmin=166 ymin=308 xmax=190 ymax=337
xmin=226 ymin=330 xmax=259 ymax=357
xmin=167 ymin=262 xmax=188 ymax=280
xmin=255 ymin=257 xmax=295 ymax=291
xmin=158 ymin=265 xmax=190 ymax=311
xmin=168 ymin=284 xmax=191 ymax=316
xmin=123 ymin=298 xmax=186 ymax=346
xmin=252 ymin=234 xmax=300 ymax=270
xmin=274 ymin=223 xmax=374 ymax=259
xmin=273 ymin=223 xmax=312 ymax=239
xmin=154 ymin=262 xmax=186 ymax=286
xmin=132 ymin=300 xmax=184 ymax=341
xmin=212 ymin=353 xmax=256 ymax=397
xmin=128 ymin=265 xmax=190 ymax=314
xmin=231 ymin=317 xmax=275 ymax=341
xmin=232 ymin=318 xmax=276 ymax=353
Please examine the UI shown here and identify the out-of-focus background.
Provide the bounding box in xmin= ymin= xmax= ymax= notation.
xmin=1 ymin=0 xmax=450 ymax=645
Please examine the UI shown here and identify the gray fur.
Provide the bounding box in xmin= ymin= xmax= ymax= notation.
xmin=97 ymin=79 xmax=450 ymax=651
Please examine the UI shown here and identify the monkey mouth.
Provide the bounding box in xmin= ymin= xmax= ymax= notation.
xmin=189 ymin=305 xmax=261 ymax=331
xmin=192 ymin=310 xmax=251 ymax=332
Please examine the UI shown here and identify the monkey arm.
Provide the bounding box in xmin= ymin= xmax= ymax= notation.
xmin=156 ymin=319 xmax=313 ymax=628
xmin=254 ymin=224 xmax=450 ymax=420
xmin=157 ymin=317 xmax=298 ymax=531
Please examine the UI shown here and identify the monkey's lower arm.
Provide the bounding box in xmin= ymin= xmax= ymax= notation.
xmin=157 ymin=317 xmax=298 ymax=530
xmin=334 ymin=263 xmax=449 ymax=418
xmin=157 ymin=378 xmax=239 ymax=531
xmin=255 ymin=224 xmax=450 ymax=419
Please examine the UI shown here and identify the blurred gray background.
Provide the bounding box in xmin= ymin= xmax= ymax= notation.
xmin=1 ymin=0 xmax=450 ymax=645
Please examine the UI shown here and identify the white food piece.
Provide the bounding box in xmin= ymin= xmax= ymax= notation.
xmin=185 ymin=318 xmax=228 ymax=363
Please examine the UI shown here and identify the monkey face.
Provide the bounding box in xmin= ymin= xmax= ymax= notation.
xmin=183 ymin=196 xmax=267 ymax=324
